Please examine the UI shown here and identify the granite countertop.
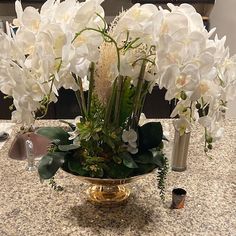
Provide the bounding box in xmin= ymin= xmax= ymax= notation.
xmin=0 ymin=119 xmax=235 ymax=236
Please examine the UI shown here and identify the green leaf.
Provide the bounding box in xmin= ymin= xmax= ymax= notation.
xmin=112 ymin=156 xmax=122 ymax=164
xmin=38 ymin=152 xmax=66 ymax=179
xmin=152 ymin=150 xmax=165 ymax=167
xmin=51 ymin=139 xmax=61 ymax=145
xmin=36 ymin=127 xmax=71 ymax=145
xmin=104 ymin=163 xmax=133 ymax=179
xmin=59 ymin=119 xmax=76 ymax=130
xmin=68 ymin=159 xmax=88 ymax=176
xmin=135 ymin=151 xmax=154 ymax=164
xmin=90 ymin=166 xmax=104 ymax=178
xmin=58 ymin=144 xmax=80 ymax=151
xmin=135 ymin=150 xmax=163 ymax=166
xmin=76 ymin=123 xmax=91 ymax=140
xmin=134 ymin=163 xmax=157 ymax=175
xmin=103 ymin=135 xmax=115 ymax=149
xmin=138 ymin=122 xmax=163 ymax=151
xmin=119 ymin=78 xmax=135 ymax=126
xmin=121 ymin=152 xmax=138 ymax=169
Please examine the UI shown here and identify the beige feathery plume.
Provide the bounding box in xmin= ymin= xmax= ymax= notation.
xmin=94 ymin=42 xmax=118 ymax=105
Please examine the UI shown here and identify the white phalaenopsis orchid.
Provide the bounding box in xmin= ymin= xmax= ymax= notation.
xmin=122 ymin=129 xmax=138 ymax=154
xmin=112 ymin=3 xmax=161 ymax=46
xmin=0 ymin=1 xmax=235 ymax=153
xmin=0 ymin=0 xmax=104 ymax=126
xmin=153 ymin=4 xmax=236 ymax=150
xmin=3 ymin=1 xmax=235 ymax=198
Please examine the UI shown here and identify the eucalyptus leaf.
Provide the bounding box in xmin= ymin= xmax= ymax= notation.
xmin=135 ymin=151 xmax=154 ymax=164
xmin=135 ymin=150 xmax=163 ymax=166
xmin=36 ymin=127 xmax=71 ymax=145
xmin=51 ymin=139 xmax=61 ymax=145
xmin=38 ymin=152 xmax=66 ymax=179
xmin=121 ymin=152 xmax=138 ymax=169
xmin=68 ymin=159 xmax=88 ymax=176
xmin=58 ymin=144 xmax=80 ymax=151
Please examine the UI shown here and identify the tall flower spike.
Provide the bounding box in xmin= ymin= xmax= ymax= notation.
xmin=94 ymin=42 xmax=118 ymax=105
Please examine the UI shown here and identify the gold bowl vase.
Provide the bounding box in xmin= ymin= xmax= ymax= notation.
xmin=75 ymin=174 xmax=149 ymax=207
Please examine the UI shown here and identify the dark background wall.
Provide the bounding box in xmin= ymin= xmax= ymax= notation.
xmin=0 ymin=87 xmax=175 ymax=119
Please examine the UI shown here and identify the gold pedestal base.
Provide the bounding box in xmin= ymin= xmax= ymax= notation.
xmin=87 ymin=185 xmax=130 ymax=207
xmin=73 ymin=173 xmax=153 ymax=207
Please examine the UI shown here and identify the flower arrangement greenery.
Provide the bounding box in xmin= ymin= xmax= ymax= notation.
xmin=34 ymin=3 xmax=170 ymax=198
xmin=0 ymin=0 xmax=236 ymax=199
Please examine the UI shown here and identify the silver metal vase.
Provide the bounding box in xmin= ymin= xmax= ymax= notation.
xmin=171 ymin=127 xmax=191 ymax=172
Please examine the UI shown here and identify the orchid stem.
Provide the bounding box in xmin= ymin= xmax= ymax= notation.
xmin=73 ymin=73 xmax=87 ymax=119
xmin=87 ymin=62 xmax=95 ymax=117
xmin=136 ymin=81 xmax=149 ymax=124
xmin=130 ymin=61 xmax=146 ymax=130
xmin=114 ymin=75 xmax=124 ymax=127
xmin=73 ymin=27 xmax=120 ymax=71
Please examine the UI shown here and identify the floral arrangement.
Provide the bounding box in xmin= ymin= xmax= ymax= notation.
xmin=0 ymin=0 xmax=236 ymax=198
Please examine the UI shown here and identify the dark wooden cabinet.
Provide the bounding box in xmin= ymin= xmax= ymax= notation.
xmin=0 ymin=87 xmax=174 ymax=119
xmin=0 ymin=91 xmax=57 ymax=119
xmin=54 ymin=87 xmax=175 ymax=119
xmin=0 ymin=92 xmax=12 ymax=119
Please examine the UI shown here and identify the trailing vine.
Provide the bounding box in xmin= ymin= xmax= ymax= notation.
xmin=49 ymin=177 xmax=64 ymax=192
xmin=157 ymin=155 xmax=169 ymax=202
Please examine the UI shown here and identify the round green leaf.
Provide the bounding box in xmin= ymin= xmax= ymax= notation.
xmin=38 ymin=152 xmax=66 ymax=179
xmin=121 ymin=152 xmax=138 ymax=169
xmin=68 ymin=159 xmax=88 ymax=176
xmin=36 ymin=127 xmax=71 ymax=145
xmin=58 ymin=144 xmax=79 ymax=151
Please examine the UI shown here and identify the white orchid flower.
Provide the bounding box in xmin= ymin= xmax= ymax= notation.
xmin=112 ymin=3 xmax=160 ymax=46
xmin=190 ymin=79 xmax=220 ymax=102
xmin=73 ymin=0 xmax=104 ymax=31
xmin=21 ymin=7 xmax=41 ymax=33
xmin=122 ymin=129 xmax=138 ymax=154
xmin=173 ymin=118 xmax=191 ymax=136
xmin=68 ymin=129 xmax=79 ymax=141
xmin=127 ymin=145 xmax=138 ymax=154
xmin=198 ymin=116 xmax=212 ymax=128
xmin=122 ymin=129 xmax=137 ymax=144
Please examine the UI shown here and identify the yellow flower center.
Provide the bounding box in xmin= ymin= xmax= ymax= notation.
xmin=176 ymin=74 xmax=192 ymax=88
xmin=199 ymin=81 xmax=209 ymax=94
xmin=31 ymin=20 xmax=40 ymax=31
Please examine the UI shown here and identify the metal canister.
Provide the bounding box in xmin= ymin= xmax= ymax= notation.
xmin=171 ymin=128 xmax=191 ymax=172
xmin=0 ymin=20 xmax=5 ymax=32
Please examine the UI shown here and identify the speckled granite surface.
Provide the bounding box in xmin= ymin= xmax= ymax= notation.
xmin=0 ymin=119 xmax=235 ymax=236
